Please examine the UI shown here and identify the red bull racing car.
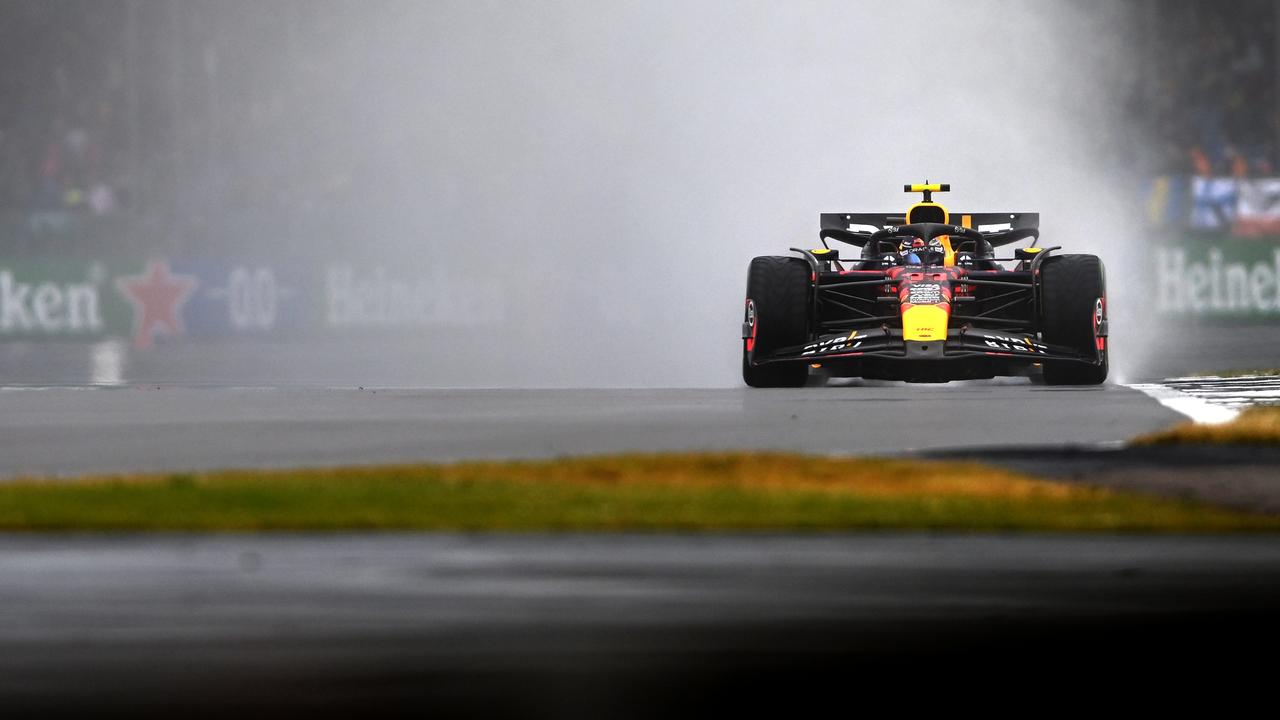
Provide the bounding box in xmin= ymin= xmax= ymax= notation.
xmin=742 ymin=183 xmax=1109 ymax=386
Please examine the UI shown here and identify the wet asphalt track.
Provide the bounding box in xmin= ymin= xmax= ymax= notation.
xmin=0 ymin=382 xmax=1179 ymax=478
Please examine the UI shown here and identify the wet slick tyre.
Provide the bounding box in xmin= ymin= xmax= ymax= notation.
xmin=1040 ymin=254 xmax=1108 ymax=385
xmin=743 ymin=256 xmax=810 ymax=388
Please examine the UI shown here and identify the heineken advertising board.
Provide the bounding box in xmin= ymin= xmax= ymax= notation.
xmin=0 ymin=257 xmax=506 ymax=347
xmin=1156 ymin=235 xmax=1280 ymax=319
xmin=0 ymin=260 xmax=125 ymax=340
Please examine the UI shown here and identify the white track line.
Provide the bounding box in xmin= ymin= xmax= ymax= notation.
xmin=1126 ymin=383 xmax=1241 ymax=425
xmin=1157 ymin=375 xmax=1280 ymax=408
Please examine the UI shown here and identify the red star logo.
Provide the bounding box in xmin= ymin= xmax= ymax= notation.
xmin=116 ymin=260 xmax=198 ymax=349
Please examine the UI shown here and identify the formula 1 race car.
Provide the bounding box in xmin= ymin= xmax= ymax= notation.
xmin=742 ymin=183 xmax=1108 ymax=386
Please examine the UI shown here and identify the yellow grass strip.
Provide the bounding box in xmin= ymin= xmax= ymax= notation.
xmin=0 ymin=453 xmax=1274 ymax=532
xmin=1133 ymin=406 xmax=1280 ymax=446
xmin=1190 ymin=369 xmax=1280 ymax=378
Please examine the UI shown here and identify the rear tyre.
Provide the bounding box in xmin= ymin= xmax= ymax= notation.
xmin=1040 ymin=254 xmax=1108 ymax=385
xmin=742 ymin=256 xmax=810 ymax=388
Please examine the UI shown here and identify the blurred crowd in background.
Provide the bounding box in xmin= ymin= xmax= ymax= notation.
xmin=0 ymin=0 xmax=361 ymax=255
xmin=2 ymin=0 xmax=1279 ymax=255
xmin=0 ymin=3 xmax=128 ymax=223
xmin=1133 ymin=0 xmax=1279 ymax=178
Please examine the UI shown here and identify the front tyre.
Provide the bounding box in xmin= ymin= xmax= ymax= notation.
xmin=1040 ymin=254 xmax=1108 ymax=385
xmin=742 ymin=256 xmax=810 ymax=388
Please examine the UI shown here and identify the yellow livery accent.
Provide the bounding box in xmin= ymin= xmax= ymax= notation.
xmin=939 ymin=235 xmax=956 ymax=267
xmin=905 ymin=202 xmax=949 ymax=225
xmin=908 ymin=184 xmax=945 ymax=193
xmin=902 ymin=305 xmax=949 ymax=342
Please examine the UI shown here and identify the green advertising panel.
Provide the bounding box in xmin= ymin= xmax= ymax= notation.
xmin=0 ymin=259 xmax=134 ymax=339
xmin=1156 ymin=235 xmax=1280 ymax=319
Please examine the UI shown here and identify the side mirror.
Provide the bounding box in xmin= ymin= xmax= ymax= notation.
xmin=1014 ymin=247 xmax=1043 ymax=261
xmin=811 ymin=248 xmax=840 ymax=262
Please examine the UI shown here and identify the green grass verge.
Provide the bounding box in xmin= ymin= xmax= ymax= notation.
xmin=1133 ymin=405 xmax=1280 ymax=446
xmin=0 ymin=454 xmax=1274 ymax=532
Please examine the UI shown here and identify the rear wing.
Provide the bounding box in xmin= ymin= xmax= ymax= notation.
xmin=821 ymin=212 xmax=1039 ymax=233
